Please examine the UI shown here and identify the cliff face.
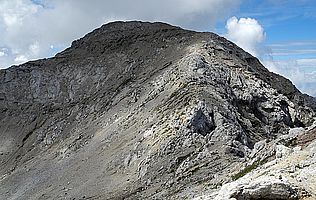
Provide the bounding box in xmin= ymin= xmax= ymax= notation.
xmin=0 ymin=21 xmax=315 ymax=199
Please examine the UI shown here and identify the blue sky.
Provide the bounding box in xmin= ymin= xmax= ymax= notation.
xmin=0 ymin=0 xmax=315 ymax=96
xmin=233 ymin=0 xmax=316 ymax=96
xmin=238 ymin=0 xmax=316 ymax=46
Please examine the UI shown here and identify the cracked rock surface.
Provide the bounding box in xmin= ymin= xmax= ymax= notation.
xmin=0 ymin=21 xmax=315 ymax=199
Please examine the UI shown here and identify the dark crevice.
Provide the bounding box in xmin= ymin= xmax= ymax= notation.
xmin=189 ymin=109 xmax=215 ymax=136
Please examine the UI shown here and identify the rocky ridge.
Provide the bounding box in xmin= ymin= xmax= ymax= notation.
xmin=0 ymin=21 xmax=315 ymax=199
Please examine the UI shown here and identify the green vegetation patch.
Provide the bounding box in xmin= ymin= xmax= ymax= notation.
xmin=232 ymin=159 xmax=268 ymax=181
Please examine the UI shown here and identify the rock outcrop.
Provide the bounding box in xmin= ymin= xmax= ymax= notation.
xmin=197 ymin=122 xmax=316 ymax=200
xmin=0 ymin=21 xmax=315 ymax=199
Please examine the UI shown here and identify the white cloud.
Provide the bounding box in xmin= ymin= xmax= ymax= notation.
xmin=0 ymin=0 xmax=39 ymax=27
xmin=297 ymin=58 xmax=316 ymax=67
xmin=29 ymin=42 xmax=40 ymax=55
xmin=14 ymin=54 xmax=28 ymax=63
xmin=270 ymin=49 xmax=316 ymax=56
xmin=225 ymin=16 xmax=266 ymax=57
xmin=267 ymin=41 xmax=316 ymax=47
xmin=263 ymin=40 xmax=316 ymax=96
xmin=0 ymin=0 xmax=241 ymax=68
xmin=263 ymin=59 xmax=316 ymax=97
xmin=224 ymin=16 xmax=316 ymax=97
xmin=0 ymin=48 xmax=8 ymax=57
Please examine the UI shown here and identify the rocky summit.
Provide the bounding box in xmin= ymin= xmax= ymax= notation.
xmin=0 ymin=21 xmax=316 ymax=200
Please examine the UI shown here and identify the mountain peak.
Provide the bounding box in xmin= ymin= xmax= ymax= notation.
xmin=57 ymin=21 xmax=185 ymax=57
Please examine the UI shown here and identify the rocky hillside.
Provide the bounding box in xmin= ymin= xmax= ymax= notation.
xmin=0 ymin=21 xmax=315 ymax=200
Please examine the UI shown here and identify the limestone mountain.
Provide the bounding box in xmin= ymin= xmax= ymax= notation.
xmin=0 ymin=21 xmax=315 ymax=199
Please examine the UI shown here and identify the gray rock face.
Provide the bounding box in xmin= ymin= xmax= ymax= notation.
xmin=0 ymin=21 xmax=315 ymax=199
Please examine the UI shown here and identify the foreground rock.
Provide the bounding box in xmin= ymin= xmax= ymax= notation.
xmin=0 ymin=21 xmax=315 ymax=199
xmin=196 ymin=123 xmax=316 ymax=200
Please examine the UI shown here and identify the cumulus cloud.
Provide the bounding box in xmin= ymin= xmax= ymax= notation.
xmin=225 ymin=16 xmax=266 ymax=57
xmin=0 ymin=0 xmax=241 ymax=68
xmin=224 ymin=16 xmax=316 ymax=97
